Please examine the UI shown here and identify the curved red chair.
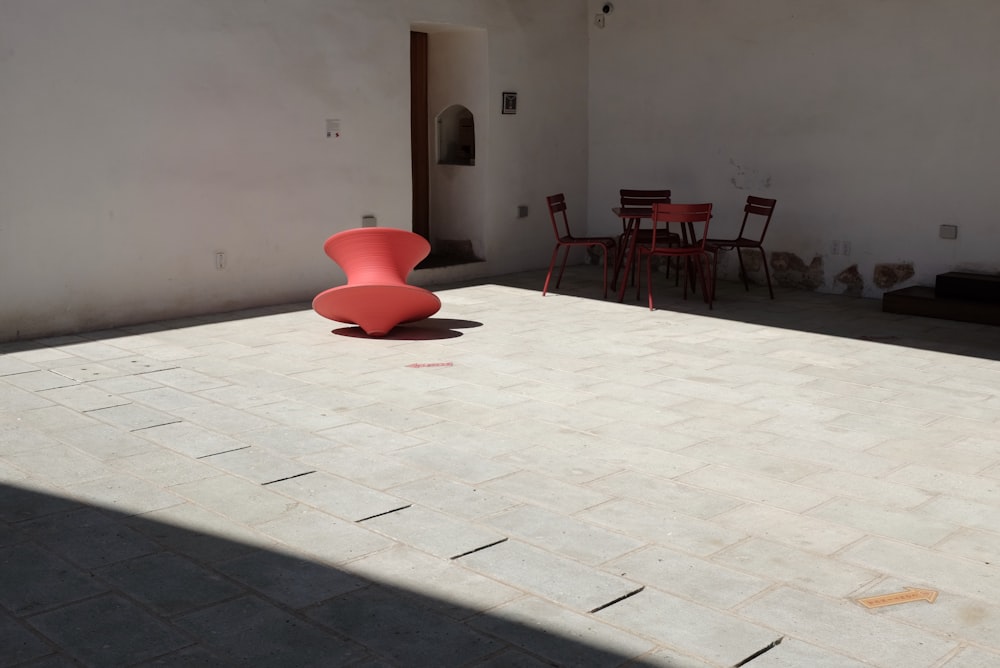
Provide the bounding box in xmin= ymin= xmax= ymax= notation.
xmin=312 ymin=228 xmax=441 ymax=337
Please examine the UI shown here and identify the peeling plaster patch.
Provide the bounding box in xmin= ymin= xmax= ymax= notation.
xmin=873 ymin=262 xmax=915 ymax=289
xmin=729 ymin=158 xmax=772 ymax=191
xmin=771 ymin=252 xmax=824 ymax=290
xmin=834 ymin=264 xmax=864 ymax=296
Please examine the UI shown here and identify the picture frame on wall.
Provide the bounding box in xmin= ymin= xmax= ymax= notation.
xmin=502 ymin=92 xmax=517 ymax=115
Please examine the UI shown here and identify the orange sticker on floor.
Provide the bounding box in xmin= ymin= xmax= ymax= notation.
xmin=857 ymin=588 xmax=938 ymax=609
xmin=406 ymin=362 xmax=453 ymax=368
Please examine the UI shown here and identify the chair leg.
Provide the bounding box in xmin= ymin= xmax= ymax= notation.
xmin=646 ymin=254 xmax=655 ymax=310
xmin=700 ymin=254 xmax=714 ymax=309
xmin=542 ymin=245 xmax=560 ymax=295
xmin=555 ymin=245 xmax=571 ymax=289
xmin=736 ymin=248 xmax=749 ymax=292
xmin=760 ymin=247 xmax=774 ymax=299
xmin=601 ymin=245 xmax=610 ymax=299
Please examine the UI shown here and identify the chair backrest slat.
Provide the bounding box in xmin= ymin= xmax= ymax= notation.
xmin=650 ymin=202 xmax=713 ymax=249
xmin=620 ymin=189 xmax=671 ymax=208
xmin=738 ymin=196 xmax=777 ymax=241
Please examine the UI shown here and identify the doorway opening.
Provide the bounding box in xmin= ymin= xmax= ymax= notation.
xmin=410 ymin=25 xmax=487 ymax=269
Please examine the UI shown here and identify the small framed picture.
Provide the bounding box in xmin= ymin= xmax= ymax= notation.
xmin=502 ymin=91 xmax=517 ymax=115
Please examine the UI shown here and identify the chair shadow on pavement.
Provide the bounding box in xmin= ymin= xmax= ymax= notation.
xmin=2 ymin=482 xmax=684 ymax=667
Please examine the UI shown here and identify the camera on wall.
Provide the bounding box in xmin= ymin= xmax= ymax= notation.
xmin=601 ymin=2 xmax=614 ymax=13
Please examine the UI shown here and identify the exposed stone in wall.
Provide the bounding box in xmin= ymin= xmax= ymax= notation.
xmin=770 ymin=252 xmax=824 ymax=290
xmin=834 ymin=264 xmax=864 ymax=296
xmin=873 ymin=262 xmax=915 ymax=289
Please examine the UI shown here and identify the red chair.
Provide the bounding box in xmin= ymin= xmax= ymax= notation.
xmin=544 ymin=194 xmax=617 ymax=299
xmin=638 ymin=202 xmax=714 ymax=310
xmin=312 ymin=228 xmax=441 ymax=336
xmin=617 ymin=189 xmax=678 ymax=285
xmin=705 ymin=196 xmax=777 ymax=299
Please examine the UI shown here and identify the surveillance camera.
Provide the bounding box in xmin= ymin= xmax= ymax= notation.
xmin=602 ymin=3 xmax=614 ymax=14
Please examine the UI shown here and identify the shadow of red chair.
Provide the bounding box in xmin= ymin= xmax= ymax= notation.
xmin=637 ymin=202 xmax=715 ymax=310
xmin=544 ymin=193 xmax=617 ymax=299
xmin=705 ymin=196 xmax=778 ymax=299
xmin=312 ymin=228 xmax=441 ymax=337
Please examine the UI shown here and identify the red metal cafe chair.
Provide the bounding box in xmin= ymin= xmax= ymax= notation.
xmin=705 ymin=196 xmax=778 ymax=299
xmin=617 ymin=189 xmax=677 ymax=286
xmin=637 ymin=202 xmax=715 ymax=310
xmin=544 ymin=193 xmax=617 ymax=299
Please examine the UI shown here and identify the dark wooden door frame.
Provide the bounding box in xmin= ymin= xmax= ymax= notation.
xmin=410 ymin=31 xmax=429 ymax=241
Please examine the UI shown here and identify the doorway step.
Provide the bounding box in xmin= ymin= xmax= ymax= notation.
xmin=417 ymin=239 xmax=483 ymax=270
xmin=882 ymin=271 xmax=1000 ymax=325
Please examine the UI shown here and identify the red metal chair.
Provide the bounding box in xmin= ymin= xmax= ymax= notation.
xmin=637 ymin=202 xmax=714 ymax=310
xmin=705 ymin=196 xmax=778 ymax=299
xmin=617 ymin=189 xmax=678 ymax=286
xmin=544 ymin=193 xmax=617 ymax=299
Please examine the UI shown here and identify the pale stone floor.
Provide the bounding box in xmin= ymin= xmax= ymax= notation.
xmin=2 ymin=265 xmax=1000 ymax=667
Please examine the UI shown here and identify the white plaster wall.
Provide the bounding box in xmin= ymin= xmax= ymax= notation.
xmin=587 ymin=0 xmax=1000 ymax=296
xmin=0 ymin=0 xmax=589 ymax=340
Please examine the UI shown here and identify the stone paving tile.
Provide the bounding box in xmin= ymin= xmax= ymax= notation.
xmin=0 ymin=382 xmax=55 ymax=413
xmin=584 ymin=470 xmax=745 ymax=519
xmin=360 ymin=505 xmax=506 ymax=560
xmin=244 ymin=398 xmax=356 ymax=432
xmin=169 ymin=475 xmax=301 ymax=526
xmin=713 ymin=503 xmax=866 ymax=555
xmin=112 ymin=448 xmax=221 ymax=486
xmin=217 ymin=548 xmax=367 ymax=609
xmin=578 ymin=497 xmax=747 ymax=556
xmin=3 ymin=370 xmax=80 ymax=392
xmin=468 ymin=596 xmax=656 ymax=666
xmin=345 ymin=545 xmax=522 ymax=620
xmin=938 ymin=646 xmax=1000 ymax=668
xmin=483 ymin=504 xmax=644 ymax=565
xmin=886 ymin=465 xmax=1000 ymax=505
xmin=839 ymin=537 xmax=1000 ymax=602
xmin=481 ymin=470 xmax=613 ymax=513
xmin=298 ymin=445 xmax=433 ymax=490
xmin=123 ymin=386 xmax=215 ymax=412
xmin=168 ymin=401 xmax=278 ymax=433
xmin=125 ymin=502 xmax=275 ymax=563
xmin=676 ymin=440 xmax=822 ymax=483
xmin=736 ymin=586 xmax=958 ymax=667
xmin=233 ymin=425 xmax=340 ymax=457
xmin=386 ymin=440 xmax=520 ymax=485
xmin=609 ymin=545 xmax=770 ymax=609
xmin=0 ymin=543 xmax=109 ymax=615
xmin=178 ymin=595 xmax=364 ymax=667
xmin=307 ymin=586 xmax=500 ymax=666
xmin=254 ymin=506 xmax=394 ymax=565
xmin=594 ymin=586 xmax=778 ymax=667
xmin=96 ymin=551 xmax=243 ymax=616
xmin=199 ymin=447 xmax=314 ymax=485
xmin=19 ymin=507 xmax=159 ymax=569
xmin=43 ymin=361 xmax=132 ymax=382
xmin=934 ymin=527 xmax=1000 ymax=564
xmin=747 ymin=636 xmax=872 ymax=667
xmin=807 ymin=496 xmax=958 ymax=547
xmin=457 ymin=539 xmax=641 ymax=612
xmin=139 ymin=367 xmax=231 ymax=392
xmin=267 ymin=471 xmax=408 ymax=522
xmin=38 ymin=383 xmax=128 ymax=412
xmin=794 ymin=468 xmax=936 ymax=509
xmin=52 ymin=423 xmax=159 ymax=461
xmin=64 ymin=473 xmax=186 ymax=517
xmin=319 ymin=419 xmax=426 ymax=452
xmin=387 ymin=476 xmax=520 ymax=521
xmin=854 ymin=576 xmax=1000 ymax=653
xmin=3 ymin=445 xmax=112 ymax=486
xmin=16 ymin=405 xmax=101 ymax=433
xmin=86 ymin=402 xmax=182 ymax=432
xmin=677 ymin=464 xmax=832 ymax=513
xmin=710 ymin=537 xmax=879 ymax=598
xmin=25 ymin=594 xmax=193 ymax=667
xmin=0 ymin=609 xmax=55 ymax=665
xmin=138 ymin=421 xmax=252 ymax=459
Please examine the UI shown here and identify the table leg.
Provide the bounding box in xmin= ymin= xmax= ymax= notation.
xmin=616 ymin=218 xmax=640 ymax=302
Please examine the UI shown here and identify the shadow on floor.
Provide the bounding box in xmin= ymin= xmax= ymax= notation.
xmin=2 ymin=482 xmax=697 ymax=667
